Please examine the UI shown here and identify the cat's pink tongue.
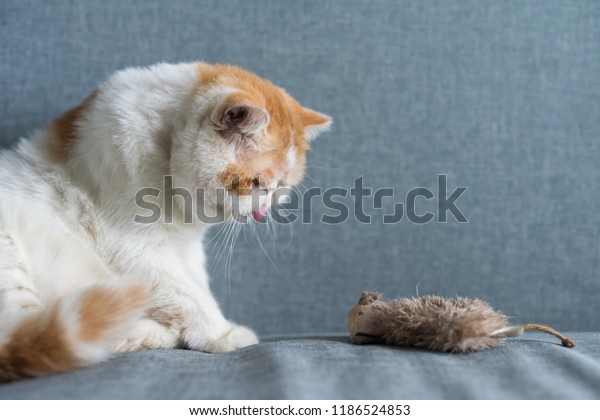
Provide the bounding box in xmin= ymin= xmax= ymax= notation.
xmin=252 ymin=205 xmax=267 ymax=221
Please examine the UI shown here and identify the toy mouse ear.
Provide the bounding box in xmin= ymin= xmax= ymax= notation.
xmin=358 ymin=291 xmax=383 ymax=305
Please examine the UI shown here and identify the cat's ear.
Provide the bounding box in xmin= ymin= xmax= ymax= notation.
xmin=212 ymin=100 xmax=270 ymax=139
xmin=300 ymin=107 xmax=332 ymax=141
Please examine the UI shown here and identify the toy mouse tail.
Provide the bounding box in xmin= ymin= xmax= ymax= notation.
xmin=491 ymin=324 xmax=575 ymax=348
xmin=521 ymin=323 xmax=576 ymax=348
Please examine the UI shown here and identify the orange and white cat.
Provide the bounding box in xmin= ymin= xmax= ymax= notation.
xmin=0 ymin=62 xmax=331 ymax=380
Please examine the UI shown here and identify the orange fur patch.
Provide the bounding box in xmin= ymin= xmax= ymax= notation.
xmin=78 ymin=284 xmax=148 ymax=342
xmin=47 ymin=91 xmax=97 ymax=162
xmin=218 ymin=156 xmax=285 ymax=194
xmin=0 ymin=284 xmax=148 ymax=382
xmin=147 ymin=305 xmax=184 ymax=330
xmin=0 ymin=303 xmax=78 ymax=381
xmin=197 ymin=63 xmax=326 ymax=188
xmin=197 ymin=63 xmax=308 ymax=153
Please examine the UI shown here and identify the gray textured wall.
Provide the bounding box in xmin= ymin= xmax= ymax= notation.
xmin=1 ymin=0 xmax=599 ymax=333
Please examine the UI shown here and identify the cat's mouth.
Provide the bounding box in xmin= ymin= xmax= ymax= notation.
xmin=251 ymin=204 xmax=267 ymax=221
xmin=226 ymin=200 xmax=270 ymax=223
xmin=228 ymin=184 xmax=274 ymax=222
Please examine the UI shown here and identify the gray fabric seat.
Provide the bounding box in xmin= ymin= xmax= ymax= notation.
xmin=1 ymin=0 xmax=599 ymax=399
xmin=1 ymin=333 xmax=599 ymax=399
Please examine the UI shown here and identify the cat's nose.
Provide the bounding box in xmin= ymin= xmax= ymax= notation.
xmin=251 ymin=178 xmax=277 ymax=192
xmin=250 ymin=178 xmax=266 ymax=192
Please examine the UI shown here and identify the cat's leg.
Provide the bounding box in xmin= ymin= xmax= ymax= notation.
xmin=179 ymin=295 xmax=259 ymax=354
xmin=124 ymin=240 xmax=257 ymax=353
xmin=110 ymin=318 xmax=179 ymax=352
xmin=181 ymin=242 xmax=259 ymax=353
xmin=0 ymin=228 xmax=42 ymax=317
xmin=146 ymin=268 xmax=258 ymax=353
xmin=178 ymin=287 xmax=259 ymax=354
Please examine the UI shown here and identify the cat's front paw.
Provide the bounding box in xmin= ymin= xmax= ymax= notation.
xmin=205 ymin=325 xmax=259 ymax=353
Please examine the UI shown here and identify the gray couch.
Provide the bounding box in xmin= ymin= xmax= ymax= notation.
xmin=1 ymin=0 xmax=599 ymax=399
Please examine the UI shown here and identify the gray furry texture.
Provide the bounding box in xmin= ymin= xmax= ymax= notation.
xmin=348 ymin=292 xmax=510 ymax=353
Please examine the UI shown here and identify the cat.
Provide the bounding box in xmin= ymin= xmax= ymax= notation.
xmin=0 ymin=62 xmax=331 ymax=381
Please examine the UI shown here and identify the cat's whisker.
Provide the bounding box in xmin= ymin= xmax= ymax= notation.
xmin=208 ymin=223 xmax=228 ymax=275
xmin=223 ymin=220 xmax=240 ymax=279
xmin=285 ymin=215 xmax=294 ymax=249
xmin=241 ymin=219 xmax=252 ymax=244
xmin=229 ymin=221 xmax=243 ymax=282
xmin=249 ymin=218 xmax=278 ymax=273
xmin=204 ymin=221 xmax=229 ymax=246
xmin=223 ymin=222 xmax=239 ymax=282
xmin=211 ymin=220 xmax=236 ymax=277
xmin=216 ymin=221 xmax=234 ymax=260
xmin=206 ymin=223 xmax=232 ymax=274
xmin=224 ymin=221 xmax=240 ymax=287
xmin=265 ymin=207 xmax=279 ymax=238
xmin=268 ymin=209 xmax=292 ymax=256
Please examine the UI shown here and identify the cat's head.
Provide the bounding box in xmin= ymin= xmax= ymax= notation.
xmin=170 ymin=63 xmax=331 ymax=223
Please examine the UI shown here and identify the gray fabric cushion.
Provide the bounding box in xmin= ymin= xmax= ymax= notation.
xmin=1 ymin=333 xmax=598 ymax=399
xmin=1 ymin=0 xmax=598 ymax=337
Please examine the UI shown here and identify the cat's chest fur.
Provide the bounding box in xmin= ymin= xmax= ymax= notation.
xmin=0 ymin=149 xmax=199 ymax=303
